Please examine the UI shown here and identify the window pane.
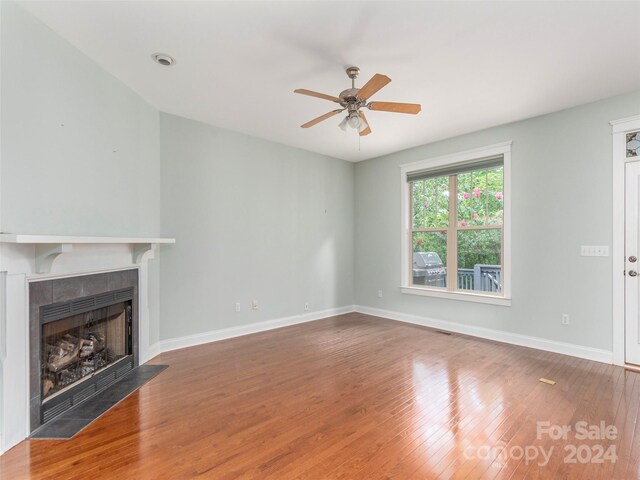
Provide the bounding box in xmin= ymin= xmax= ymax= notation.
xmin=457 ymin=166 xmax=503 ymax=227
xmin=412 ymin=231 xmax=447 ymax=288
xmin=411 ymin=176 xmax=449 ymax=229
xmin=456 ymin=229 xmax=502 ymax=294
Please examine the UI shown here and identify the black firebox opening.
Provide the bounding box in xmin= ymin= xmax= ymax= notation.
xmin=41 ymin=301 xmax=133 ymax=400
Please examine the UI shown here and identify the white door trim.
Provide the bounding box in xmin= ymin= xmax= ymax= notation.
xmin=611 ymin=114 xmax=640 ymax=366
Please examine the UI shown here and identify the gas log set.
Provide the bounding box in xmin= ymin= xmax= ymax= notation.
xmin=43 ymin=331 xmax=110 ymax=398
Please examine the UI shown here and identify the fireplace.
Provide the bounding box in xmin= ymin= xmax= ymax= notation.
xmin=40 ymin=290 xmax=134 ymax=422
xmin=29 ymin=269 xmax=139 ymax=431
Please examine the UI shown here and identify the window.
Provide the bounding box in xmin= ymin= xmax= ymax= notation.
xmin=400 ymin=143 xmax=511 ymax=305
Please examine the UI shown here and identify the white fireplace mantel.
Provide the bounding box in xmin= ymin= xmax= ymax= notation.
xmin=0 ymin=234 xmax=175 ymax=273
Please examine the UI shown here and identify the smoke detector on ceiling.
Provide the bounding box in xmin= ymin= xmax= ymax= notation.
xmin=151 ymin=53 xmax=176 ymax=66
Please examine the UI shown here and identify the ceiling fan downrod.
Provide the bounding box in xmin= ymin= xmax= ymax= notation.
xmin=346 ymin=66 xmax=360 ymax=89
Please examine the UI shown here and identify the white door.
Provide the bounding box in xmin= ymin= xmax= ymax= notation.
xmin=625 ymin=161 xmax=640 ymax=365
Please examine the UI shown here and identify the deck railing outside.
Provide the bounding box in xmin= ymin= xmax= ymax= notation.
xmin=457 ymin=265 xmax=501 ymax=293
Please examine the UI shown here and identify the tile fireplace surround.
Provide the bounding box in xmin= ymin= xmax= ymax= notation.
xmin=0 ymin=235 xmax=175 ymax=453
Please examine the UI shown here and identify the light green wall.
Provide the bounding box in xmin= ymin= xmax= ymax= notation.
xmin=158 ymin=113 xmax=354 ymax=340
xmin=1 ymin=2 xmax=161 ymax=237
xmin=0 ymin=2 xmax=163 ymax=346
xmin=355 ymin=89 xmax=640 ymax=351
xmin=0 ymin=3 xmax=354 ymax=347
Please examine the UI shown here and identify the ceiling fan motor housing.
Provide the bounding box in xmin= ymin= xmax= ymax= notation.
xmin=339 ymin=88 xmax=367 ymax=109
xmin=342 ymin=66 xmax=368 ymax=108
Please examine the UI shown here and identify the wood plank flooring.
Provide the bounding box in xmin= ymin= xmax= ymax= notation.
xmin=1 ymin=313 xmax=639 ymax=479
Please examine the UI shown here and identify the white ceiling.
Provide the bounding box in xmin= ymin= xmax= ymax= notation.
xmin=19 ymin=1 xmax=640 ymax=162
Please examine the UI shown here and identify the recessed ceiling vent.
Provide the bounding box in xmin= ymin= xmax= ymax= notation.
xmin=151 ymin=53 xmax=176 ymax=66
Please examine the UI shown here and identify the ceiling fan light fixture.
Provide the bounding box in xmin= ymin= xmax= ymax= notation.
xmin=338 ymin=116 xmax=349 ymax=131
xmin=347 ymin=112 xmax=361 ymax=129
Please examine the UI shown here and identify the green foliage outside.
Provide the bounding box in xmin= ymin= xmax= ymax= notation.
xmin=456 ymin=229 xmax=501 ymax=269
xmin=411 ymin=167 xmax=503 ymax=269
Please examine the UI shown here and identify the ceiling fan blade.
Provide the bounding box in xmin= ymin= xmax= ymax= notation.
xmin=294 ymin=89 xmax=341 ymax=103
xmin=356 ymin=74 xmax=391 ymax=101
xmin=359 ymin=111 xmax=372 ymax=136
xmin=369 ymin=101 xmax=421 ymax=114
xmin=301 ymin=109 xmax=344 ymax=128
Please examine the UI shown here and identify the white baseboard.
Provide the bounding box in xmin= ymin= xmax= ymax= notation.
xmin=355 ymin=305 xmax=613 ymax=364
xmin=155 ymin=304 xmax=612 ymax=364
xmin=145 ymin=342 xmax=161 ymax=361
xmin=158 ymin=305 xmax=356 ymax=354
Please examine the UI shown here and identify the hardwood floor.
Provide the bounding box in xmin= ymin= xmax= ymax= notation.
xmin=1 ymin=313 xmax=638 ymax=479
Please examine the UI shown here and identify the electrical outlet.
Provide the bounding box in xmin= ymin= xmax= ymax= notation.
xmin=304 ymin=302 xmax=309 ymax=311
xmin=251 ymin=299 xmax=258 ymax=311
xmin=581 ymin=245 xmax=609 ymax=257
xmin=235 ymin=302 xmax=241 ymax=313
xmin=378 ymin=289 xmax=383 ymax=298
xmin=561 ymin=314 xmax=570 ymax=325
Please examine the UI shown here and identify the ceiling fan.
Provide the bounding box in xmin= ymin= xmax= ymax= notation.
xmin=294 ymin=66 xmax=421 ymax=136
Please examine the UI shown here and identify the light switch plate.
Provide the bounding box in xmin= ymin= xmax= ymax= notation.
xmin=581 ymin=245 xmax=609 ymax=257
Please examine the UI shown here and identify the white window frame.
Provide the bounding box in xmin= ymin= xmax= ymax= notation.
xmin=400 ymin=141 xmax=512 ymax=306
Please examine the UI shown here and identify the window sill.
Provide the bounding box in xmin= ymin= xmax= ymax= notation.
xmin=400 ymin=286 xmax=512 ymax=306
